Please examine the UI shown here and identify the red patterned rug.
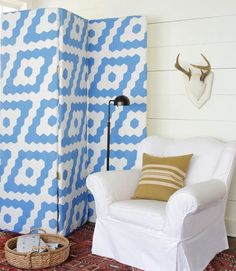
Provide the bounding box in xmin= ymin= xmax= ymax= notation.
xmin=0 ymin=223 xmax=235 ymax=271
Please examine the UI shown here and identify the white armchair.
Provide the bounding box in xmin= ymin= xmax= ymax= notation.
xmin=87 ymin=136 xmax=236 ymax=271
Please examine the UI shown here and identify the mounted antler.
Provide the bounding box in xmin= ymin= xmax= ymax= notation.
xmin=190 ymin=54 xmax=211 ymax=81
xmin=174 ymin=53 xmax=213 ymax=108
xmin=175 ymin=54 xmax=192 ymax=80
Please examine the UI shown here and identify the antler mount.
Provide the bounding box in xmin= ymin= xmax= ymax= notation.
xmin=175 ymin=54 xmax=211 ymax=82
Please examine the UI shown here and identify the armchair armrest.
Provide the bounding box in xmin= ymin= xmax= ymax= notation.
xmin=164 ymin=180 xmax=227 ymax=239
xmin=86 ymin=169 xmax=141 ymax=217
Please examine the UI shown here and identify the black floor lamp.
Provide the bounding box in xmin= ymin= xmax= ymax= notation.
xmin=106 ymin=95 xmax=130 ymax=171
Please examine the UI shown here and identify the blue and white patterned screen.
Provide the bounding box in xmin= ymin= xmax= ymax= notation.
xmin=0 ymin=9 xmax=88 ymax=235
xmin=0 ymin=9 xmax=60 ymax=233
xmin=87 ymin=16 xmax=147 ymax=220
xmin=0 ymin=9 xmax=147 ymax=233
xmin=57 ymin=10 xmax=88 ymax=235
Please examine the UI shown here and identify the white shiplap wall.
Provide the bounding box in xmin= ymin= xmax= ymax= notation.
xmin=32 ymin=0 xmax=236 ymax=236
xmin=147 ymin=16 xmax=236 ymax=236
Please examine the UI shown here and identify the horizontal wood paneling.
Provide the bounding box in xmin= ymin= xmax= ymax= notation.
xmin=148 ymin=16 xmax=236 ymax=48
xmin=147 ymin=43 xmax=236 ymax=71
xmin=32 ymin=0 xmax=236 ymax=23
xmin=147 ymin=118 xmax=236 ymax=141
xmin=147 ymin=94 xmax=236 ymax=121
xmin=148 ymin=69 xmax=236 ymax=95
xmin=147 ymin=15 xmax=236 ymax=236
xmin=32 ymin=0 xmax=103 ymax=10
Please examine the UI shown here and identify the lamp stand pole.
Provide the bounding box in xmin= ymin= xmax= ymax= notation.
xmin=106 ymin=96 xmax=130 ymax=171
xmin=106 ymin=100 xmax=113 ymax=171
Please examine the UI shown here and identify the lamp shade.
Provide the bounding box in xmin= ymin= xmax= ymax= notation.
xmin=114 ymin=95 xmax=130 ymax=106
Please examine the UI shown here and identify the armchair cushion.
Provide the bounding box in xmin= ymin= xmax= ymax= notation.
xmin=109 ymin=199 xmax=166 ymax=231
xmin=133 ymin=153 xmax=193 ymax=201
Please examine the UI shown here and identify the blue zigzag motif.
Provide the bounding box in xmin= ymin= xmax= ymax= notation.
xmin=0 ymin=9 xmax=147 ymax=232
xmin=0 ymin=198 xmax=34 ymax=232
xmin=5 ymin=150 xmax=57 ymax=195
xmin=109 ymin=16 xmax=147 ymax=51
xmin=24 ymin=9 xmax=59 ymax=43
xmin=75 ymin=56 xmax=87 ymax=97
xmin=58 ymin=103 xmax=67 ymax=129
xmin=61 ymin=102 xmax=87 ymax=147
xmin=59 ymin=9 xmax=67 ymax=26
xmin=59 ymin=52 xmax=79 ymax=96
xmin=131 ymin=65 xmax=147 ymax=97
xmin=88 ymin=149 xmax=106 ymax=173
xmin=1 ymin=10 xmax=29 ymax=46
xmin=26 ymin=99 xmax=58 ymax=144
xmin=87 ymin=193 xmax=94 ymax=218
xmin=89 ymin=55 xmax=140 ymax=98
xmin=87 ymin=57 xmax=95 ymax=75
xmin=58 ymin=202 xmax=68 ymax=234
xmin=4 ymin=47 xmax=57 ymax=94
xmin=65 ymin=191 xmax=88 ymax=235
xmin=88 ymin=103 xmax=107 ymax=144
xmin=0 ymin=53 xmax=10 ymax=77
xmin=58 ymin=150 xmax=78 ymax=197
xmin=0 ymin=150 xmax=11 ymax=176
xmin=48 ymin=72 xmax=59 ymax=93
xmin=110 ymin=149 xmax=137 ymax=170
xmin=33 ymin=202 xmax=58 ymax=230
xmin=87 ymin=19 xmax=116 ymax=52
xmin=111 ymin=103 xmax=147 ymax=144
xmin=48 ymin=177 xmax=58 ymax=197
xmin=62 ymin=11 xmax=88 ymax=50
xmin=76 ymin=146 xmax=87 ymax=190
xmin=0 ymin=100 xmax=32 ymax=143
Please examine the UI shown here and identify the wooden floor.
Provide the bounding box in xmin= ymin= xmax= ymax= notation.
xmin=228 ymin=236 xmax=236 ymax=251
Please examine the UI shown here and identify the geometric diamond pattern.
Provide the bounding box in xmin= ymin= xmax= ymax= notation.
xmin=87 ymin=16 xmax=147 ymax=221
xmin=4 ymin=47 xmax=57 ymax=94
xmin=58 ymin=150 xmax=78 ymax=197
xmin=90 ymin=55 xmax=140 ymax=98
xmin=1 ymin=10 xmax=29 ymax=47
xmin=33 ymin=202 xmax=58 ymax=230
xmin=24 ymin=9 xmax=59 ymax=43
xmin=57 ymin=10 xmax=88 ymax=235
xmin=0 ymin=9 xmax=147 ymax=233
xmin=59 ymin=52 xmax=79 ymax=96
xmin=88 ymin=19 xmax=115 ymax=52
xmin=111 ymin=104 xmax=146 ymax=144
xmin=64 ymin=191 xmax=88 ymax=235
xmin=61 ymin=102 xmax=87 ymax=147
xmin=0 ymin=101 xmax=32 ymax=143
xmin=26 ymin=99 xmax=58 ymax=144
xmin=109 ymin=16 xmax=147 ymax=51
xmin=0 ymin=9 xmax=60 ymax=234
xmin=62 ymin=11 xmax=88 ymax=50
xmin=4 ymin=150 xmax=57 ymax=195
xmin=0 ymin=198 xmax=34 ymax=232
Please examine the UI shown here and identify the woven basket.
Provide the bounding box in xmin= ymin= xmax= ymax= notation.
xmin=5 ymin=228 xmax=70 ymax=269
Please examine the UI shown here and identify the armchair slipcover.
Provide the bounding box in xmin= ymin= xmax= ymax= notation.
xmin=87 ymin=136 xmax=236 ymax=271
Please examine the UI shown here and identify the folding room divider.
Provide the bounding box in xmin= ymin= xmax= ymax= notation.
xmin=0 ymin=8 xmax=147 ymax=234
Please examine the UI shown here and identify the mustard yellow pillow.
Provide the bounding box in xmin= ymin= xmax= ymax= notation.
xmin=133 ymin=153 xmax=193 ymax=201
